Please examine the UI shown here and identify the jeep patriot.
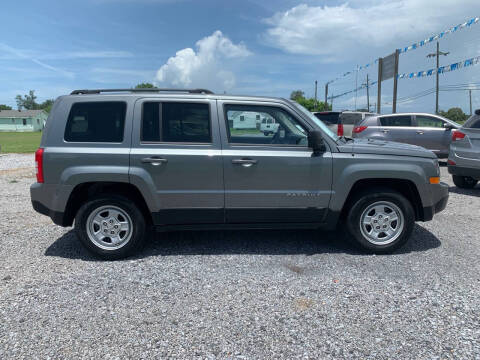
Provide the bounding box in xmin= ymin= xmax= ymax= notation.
xmin=31 ymin=88 xmax=449 ymax=259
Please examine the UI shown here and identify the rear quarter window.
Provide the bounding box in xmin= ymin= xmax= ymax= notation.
xmin=464 ymin=115 xmax=480 ymax=129
xmin=314 ymin=113 xmax=340 ymax=125
xmin=340 ymin=113 xmax=362 ymax=125
xmin=64 ymin=102 xmax=126 ymax=143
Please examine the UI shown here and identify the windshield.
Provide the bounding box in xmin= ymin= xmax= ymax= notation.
xmin=290 ymin=101 xmax=339 ymax=141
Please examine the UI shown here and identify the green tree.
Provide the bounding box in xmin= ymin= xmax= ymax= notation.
xmin=439 ymin=107 xmax=469 ymax=123
xmin=15 ymin=90 xmax=38 ymax=110
xmin=290 ymin=90 xmax=305 ymax=101
xmin=0 ymin=104 xmax=12 ymax=110
xmin=290 ymin=90 xmax=331 ymax=112
xmin=14 ymin=90 xmax=54 ymax=113
xmin=135 ymin=83 xmax=155 ymax=89
xmin=39 ymin=99 xmax=55 ymax=113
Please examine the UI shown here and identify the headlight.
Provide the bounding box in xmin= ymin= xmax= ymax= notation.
xmin=434 ymin=159 xmax=440 ymax=176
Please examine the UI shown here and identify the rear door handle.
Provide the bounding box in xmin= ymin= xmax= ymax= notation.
xmin=232 ymin=158 xmax=258 ymax=167
xmin=416 ymin=131 xmax=424 ymax=135
xmin=382 ymin=129 xmax=389 ymax=133
xmin=141 ymin=157 xmax=168 ymax=165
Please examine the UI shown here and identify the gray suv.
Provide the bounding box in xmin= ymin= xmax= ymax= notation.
xmin=31 ymin=89 xmax=448 ymax=259
xmin=448 ymin=109 xmax=480 ymax=189
xmin=352 ymin=113 xmax=460 ymax=158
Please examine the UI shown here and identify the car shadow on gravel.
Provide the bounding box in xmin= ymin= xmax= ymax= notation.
xmin=448 ymin=186 xmax=480 ymax=197
xmin=44 ymin=224 xmax=441 ymax=261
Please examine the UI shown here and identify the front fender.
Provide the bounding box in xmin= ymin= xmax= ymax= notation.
xmin=330 ymin=153 xmax=430 ymax=212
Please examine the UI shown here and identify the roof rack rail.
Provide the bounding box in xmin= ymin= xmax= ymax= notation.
xmin=70 ymin=88 xmax=214 ymax=95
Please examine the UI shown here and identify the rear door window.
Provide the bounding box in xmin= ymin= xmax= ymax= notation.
xmin=141 ymin=102 xmax=211 ymax=143
xmin=380 ymin=115 xmax=412 ymax=127
xmin=64 ymin=102 xmax=126 ymax=142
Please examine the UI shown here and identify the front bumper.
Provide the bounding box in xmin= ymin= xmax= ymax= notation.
xmin=448 ymin=165 xmax=480 ymax=180
xmin=421 ymin=182 xmax=449 ymax=221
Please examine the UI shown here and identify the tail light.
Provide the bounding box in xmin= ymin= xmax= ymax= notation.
xmin=452 ymin=131 xmax=465 ymax=142
xmin=447 ymin=159 xmax=456 ymax=166
xmin=353 ymin=126 xmax=368 ymax=134
xmin=337 ymin=124 xmax=344 ymax=136
xmin=35 ymin=148 xmax=44 ymax=183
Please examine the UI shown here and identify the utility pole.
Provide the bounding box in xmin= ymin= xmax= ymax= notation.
xmin=324 ymin=83 xmax=328 ymax=110
xmin=354 ymin=66 xmax=358 ymax=111
xmin=314 ymin=80 xmax=318 ymax=111
xmin=427 ymin=42 xmax=449 ymax=114
xmin=469 ymin=89 xmax=472 ymax=116
xmin=364 ymin=74 xmax=370 ymax=112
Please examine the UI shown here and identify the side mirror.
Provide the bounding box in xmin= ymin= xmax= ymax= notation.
xmin=308 ymin=130 xmax=327 ymax=155
xmin=443 ymin=123 xmax=454 ymax=130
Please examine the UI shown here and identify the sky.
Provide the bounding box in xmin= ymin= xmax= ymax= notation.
xmin=0 ymin=0 xmax=479 ymax=114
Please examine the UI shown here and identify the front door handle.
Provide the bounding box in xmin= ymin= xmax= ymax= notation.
xmin=232 ymin=158 xmax=258 ymax=167
xmin=416 ymin=131 xmax=424 ymax=135
xmin=382 ymin=129 xmax=389 ymax=133
xmin=141 ymin=157 xmax=168 ymax=165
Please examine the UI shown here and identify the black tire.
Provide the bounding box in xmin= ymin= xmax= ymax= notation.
xmin=452 ymin=175 xmax=478 ymax=189
xmin=345 ymin=189 xmax=415 ymax=254
xmin=75 ymin=195 xmax=146 ymax=260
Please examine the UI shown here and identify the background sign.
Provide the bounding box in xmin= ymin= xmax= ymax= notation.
xmin=381 ymin=53 xmax=396 ymax=81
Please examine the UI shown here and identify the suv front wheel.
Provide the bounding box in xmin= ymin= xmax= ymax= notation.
xmin=75 ymin=195 xmax=146 ymax=260
xmin=345 ymin=189 xmax=415 ymax=253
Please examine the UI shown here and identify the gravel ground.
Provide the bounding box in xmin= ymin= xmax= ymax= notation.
xmin=0 ymin=154 xmax=479 ymax=359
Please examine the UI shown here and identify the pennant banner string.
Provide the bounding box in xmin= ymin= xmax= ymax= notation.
xmin=399 ymin=16 xmax=479 ymax=54
xmin=326 ymin=16 xmax=479 ymax=85
xmin=397 ymin=55 xmax=480 ymax=80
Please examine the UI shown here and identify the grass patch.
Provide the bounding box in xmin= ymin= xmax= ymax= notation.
xmin=0 ymin=132 xmax=42 ymax=153
xmin=230 ymin=128 xmax=260 ymax=135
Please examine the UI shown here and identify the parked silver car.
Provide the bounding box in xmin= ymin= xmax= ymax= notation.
xmin=352 ymin=113 xmax=460 ymax=158
xmin=448 ymin=109 xmax=480 ymax=188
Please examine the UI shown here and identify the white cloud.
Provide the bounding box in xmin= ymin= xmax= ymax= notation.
xmin=263 ymin=0 xmax=479 ymax=58
xmin=155 ymin=30 xmax=251 ymax=91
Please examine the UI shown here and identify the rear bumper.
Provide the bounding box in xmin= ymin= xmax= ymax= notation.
xmin=421 ymin=182 xmax=449 ymax=221
xmin=30 ymin=182 xmax=72 ymax=226
xmin=31 ymin=200 xmax=68 ymax=226
xmin=448 ymin=165 xmax=480 ymax=179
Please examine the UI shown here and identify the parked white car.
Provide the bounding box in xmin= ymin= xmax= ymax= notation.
xmin=260 ymin=117 xmax=279 ymax=135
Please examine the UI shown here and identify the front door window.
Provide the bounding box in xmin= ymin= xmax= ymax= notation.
xmin=224 ymin=105 xmax=308 ymax=146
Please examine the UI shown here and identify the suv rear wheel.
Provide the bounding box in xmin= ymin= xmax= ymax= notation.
xmin=345 ymin=189 xmax=415 ymax=253
xmin=75 ymin=195 xmax=146 ymax=260
xmin=452 ymin=175 xmax=478 ymax=189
